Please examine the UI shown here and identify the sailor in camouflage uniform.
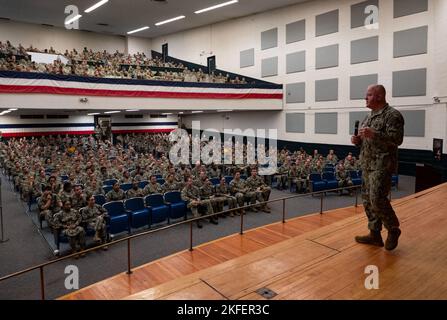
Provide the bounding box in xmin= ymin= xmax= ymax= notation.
xmin=199 ymin=177 xmax=219 ymax=224
xmin=71 ymin=184 xmax=87 ymax=210
xmin=245 ymin=168 xmax=271 ymax=213
xmin=229 ymin=171 xmax=250 ymax=215
xmin=181 ymin=176 xmax=214 ymax=228
xmin=38 ymin=186 xmax=62 ymax=228
xmin=143 ymin=175 xmax=163 ymax=195
xmin=53 ymin=200 xmax=86 ymax=257
xmin=335 ymin=162 xmax=354 ymax=195
xmin=81 ymin=196 xmax=109 ymax=248
xmin=162 ymin=173 xmax=180 ymax=193
xmin=106 ymin=181 xmax=125 ymax=201
xmin=215 ymin=177 xmax=238 ymax=217
xmin=126 ymin=179 xmax=144 ymax=198
xmin=352 ymin=85 xmax=404 ymax=251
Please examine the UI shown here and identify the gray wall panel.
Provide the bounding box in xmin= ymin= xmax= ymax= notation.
xmin=315 ymin=113 xmax=338 ymax=134
xmin=286 ymin=51 xmax=306 ymax=74
xmin=261 ymin=57 xmax=278 ymax=77
xmin=240 ymin=48 xmax=255 ymax=68
xmin=349 ymin=111 xmax=370 ymax=134
xmin=394 ymin=26 xmax=428 ymax=58
xmin=392 ymin=68 xmax=427 ymax=97
xmin=286 ymin=82 xmax=306 ymax=103
xmin=394 ymin=0 xmax=428 ymax=18
xmin=351 ymin=0 xmax=379 ymax=29
xmin=351 ymin=36 xmax=379 ymax=64
xmin=350 ymin=74 xmax=378 ymax=100
xmin=401 ymin=110 xmax=425 ymax=137
xmin=261 ymin=28 xmax=278 ymax=50
xmin=286 ymin=19 xmax=306 ymax=44
xmin=315 ymin=78 xmax=338 ymax=101
xmin=316 ymin=44 xmax=339 ymax=69
xmin=286 ymin=113 xmax=306 ymax=133
xmin=316 ymin=10 xmax=339 ymax=37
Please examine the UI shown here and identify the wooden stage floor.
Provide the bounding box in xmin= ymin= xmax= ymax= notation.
xmin=61 ymin=184 xmax=447 ymax=300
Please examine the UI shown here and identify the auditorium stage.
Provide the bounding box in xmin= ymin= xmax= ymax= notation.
xmin=61 ymin=184 xmax=447 ymax=300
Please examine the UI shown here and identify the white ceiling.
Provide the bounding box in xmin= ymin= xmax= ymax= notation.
xmin=0 ymin=0 xmax=311 ymax=39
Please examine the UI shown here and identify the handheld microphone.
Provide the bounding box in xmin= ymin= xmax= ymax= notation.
xmin=354 ymin=121 xmax=360 ymax=136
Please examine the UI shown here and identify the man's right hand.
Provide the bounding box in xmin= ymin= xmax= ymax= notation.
xmin=351 ymin=135 xmax=362 ymax=145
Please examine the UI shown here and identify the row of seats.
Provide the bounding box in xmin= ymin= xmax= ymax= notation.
xmin=309 ymin=170 xmax=399 ymax=193
xmin=101 ymin=191 xmax=187 ymax=236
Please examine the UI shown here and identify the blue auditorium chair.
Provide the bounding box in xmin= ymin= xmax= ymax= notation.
xmin=323 ymin=166 xmax=335 ymax=173
xmin=94 ymin=194 xmax=106 ymax=206
xmin=156 ymin=178 xmax=165 ymax=185
xmin=164 ymin=191 xmax=188 ymax=222
xmin=103 ymin=185 xmax=113 ymax=194
xmin=322 ymin=172 xmax=339 ymax=191
xmin=144 ymin=194 xmax=169 ymax=226
xmin=349 ymin=171 xmax=362 ymax=186
xmin=240 ymin=174 xmax=247 ymax=180
xmin=154 ymin=174 xmax=163 ymax=179
xmin=309 ymin=173 xmax=327 ymax=193
xmin=103 ymin=179 xmax=118 ymax=186
xmin=124 ymin=197 xmax=150 ymax=229
xmin=120 ymin=183 xmax=133 ymax=192
xmin=210 ymin=177 xmax=220 ymax=186
xmin=60 ymin=175 xmax=69 ymax=182
xmin=224 ymin=176 xmax=233 ymax=185
xmin=103 ymin=201 xmax=130 ymax=236
xmin=139 ymin=180 xmax=149 ymax=189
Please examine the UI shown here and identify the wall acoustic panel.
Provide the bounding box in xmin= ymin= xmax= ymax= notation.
xmin=350 ymin=74 xmax=378 ymax=100
xmin=316 ymin=44 xmax=339 ymax=69
xmin=401 ymin=110 xmax=425 ymax=137
xmin=394 ymin=0 xmax=428 ymax=18
xmin=240 ymin=48 xmax=255 ymax=68
xmin=286 ymin=113 xmax=306 ymax=133
xmin=286 ymin=51 xmax=306 ymax=74
xmin=261 ymin=57 xmax=278 ymax=77
xmin=315 ymin=78 xmax=338 ymax=101
xmin=286 ymin=19 xmax=306 ymax=44
xmin=315 ymin=112 xmax=338 ymax=134
xmin=394 ymin=26 xmax=428 ymax=58
xmin=351 ymin=0 xmax=379 ymax=29
xmin=261 ymin=28 xmax=278 ymax=50
xmin=392 ymin=68 xmax=427 ymax=97
xmin=351 ymin=36 xmax=379 ymax=64
xmin=349 ymin=111 xmax=370 ymax=134
xmin=315 ymin=10 xmax=339 ymax=37
xmin=286 ymin=82 xmax=306 ymax=103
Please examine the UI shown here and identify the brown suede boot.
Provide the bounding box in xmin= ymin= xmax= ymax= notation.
xmin=355 ymin=230 xmax=384 ymax=247
xmin=385 ymin=228 xmax=401 ymax=251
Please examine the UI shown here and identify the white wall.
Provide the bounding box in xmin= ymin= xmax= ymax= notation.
xmin=0 ymin=20 xmax=126 ymax=54
xmin=126 ymin=36 xmax=153 ymax=57
xmin=153 ymin=0 xmax=447 ymax=151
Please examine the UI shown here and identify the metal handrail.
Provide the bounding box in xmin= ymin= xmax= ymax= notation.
xmin=0 ymin=184 xmax=362 ymax=299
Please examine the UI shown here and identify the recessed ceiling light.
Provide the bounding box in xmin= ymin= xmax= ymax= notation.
xmin=85 ymin=0 xmax=109 ymax=13
xmin=127 ymin=26 xmax=149 ymax=35
xmin=155 ymin=15 xmax=185 ymax=26
xmin=104 ymin=110 xmax=121 ymax=114
xmin=126 ymin=109 xmax=140 ymax=112
xmin=178 ymin=112 xmax=184 ymax=114
xmin=87 ymin=112 xmax=101 ymax=116
xmin=8 ymin=108 xmax=18 ymax=111
xmin=191 ymin=111 xmax=203 ymax=114
xmin=195 ymin=0 xmax=238 ymax=14
xmin=65 ymin=14 xmax=82 ymax=25
xmin=217 ymin=109 xmax=233 ymax=112
xmin=162 ymin=112 xmax=173 ymax=115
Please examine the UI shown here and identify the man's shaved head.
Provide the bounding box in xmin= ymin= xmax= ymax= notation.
xmin=366 ymin=84 xmax=387 ymax=110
